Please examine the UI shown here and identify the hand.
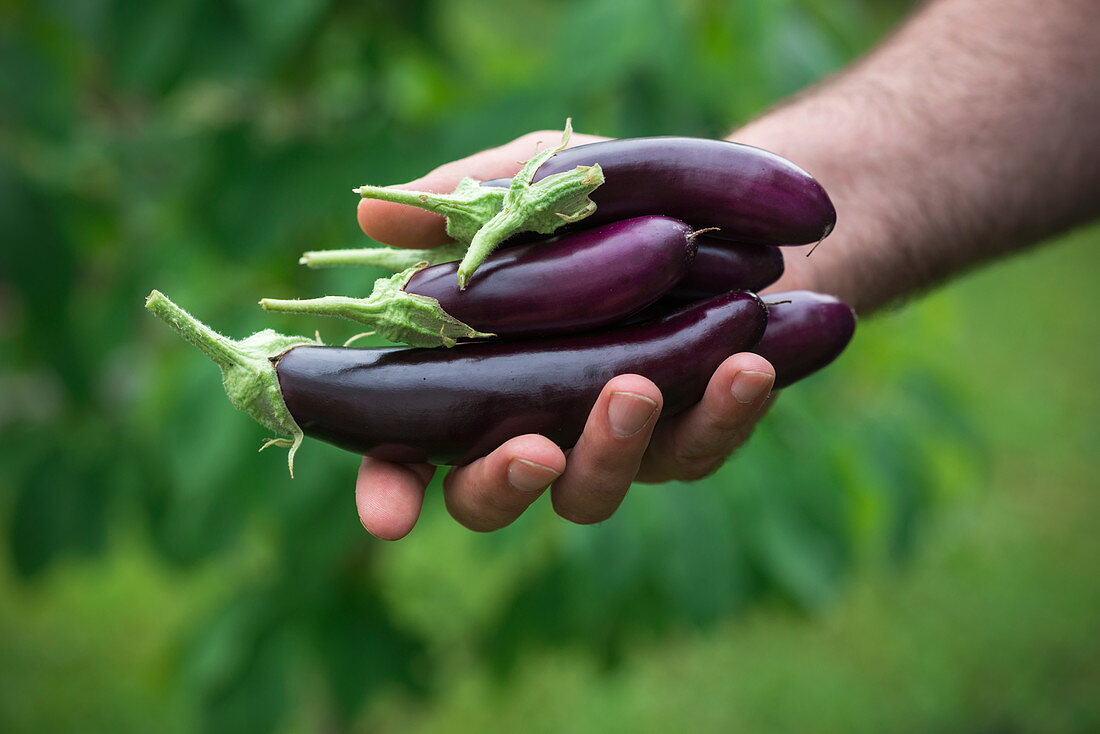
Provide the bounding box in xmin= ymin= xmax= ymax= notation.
xmin=354 ymin=129 xmax=777 ymax=539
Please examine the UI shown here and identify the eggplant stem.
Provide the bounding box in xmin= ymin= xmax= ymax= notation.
xmin=352 ymin=185 xmax=434 ymax=208
xmin=259 ymin=267 xmax=493 ymax=347
xmin=806 ymin=233 xmax=827 ymax=257
xmin=145 ymin=290 xmax=314 ymax=477
xmin=686 ymin=227 xmax=721 ymax=242
xmin=145 ymin=290 xmax=243 ymax=369
xmin=300 ymin=241 xmax=468 ymax=270
xmin=261 ymin=295 xmax=385 ymax=319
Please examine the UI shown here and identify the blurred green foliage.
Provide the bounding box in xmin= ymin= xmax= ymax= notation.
xmin=1 ymin=0 xmax=1097 ymax=732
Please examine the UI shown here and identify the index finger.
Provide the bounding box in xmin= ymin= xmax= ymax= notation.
xmin=356 ymin=130 xmax=608 ymax=248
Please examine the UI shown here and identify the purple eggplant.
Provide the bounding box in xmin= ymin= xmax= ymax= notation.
xmin=276 ymin=291 xmax=767 ymax=465
xmin=407 ymin=216 xmax=695 ymax=336
xmin=670 ymin=237 xmax=785 ymax=298
xmin=262 ymin=216 xmax=697 ymax=346
xmin=483 ymin=137 xmax=835 ymax=245
xmin=755 ymin=290 xmax=856 ymax=389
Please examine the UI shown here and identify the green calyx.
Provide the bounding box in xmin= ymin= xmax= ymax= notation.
xmin=145 ymin=290 xmax=317 ymax=477
xmin=353 ymin=118 xmax=603 ymax=289
xmin=299 ymin=241 xmax=467 ymax=271
xmin=456 ymin=120 xmax=602 ymax=288
xmin=259 ymin=265 xmax=494 ymax=348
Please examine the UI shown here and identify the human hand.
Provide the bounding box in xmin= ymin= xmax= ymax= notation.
xmin=354 ymin=128 xmax=777 ymax=539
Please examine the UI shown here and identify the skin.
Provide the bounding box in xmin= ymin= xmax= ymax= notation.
xmin=354 ymin=0 xmax=1100 ymax=539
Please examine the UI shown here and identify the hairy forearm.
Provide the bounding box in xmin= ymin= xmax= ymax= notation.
xmin=732 ymin=0 xmax=1100 ymax=314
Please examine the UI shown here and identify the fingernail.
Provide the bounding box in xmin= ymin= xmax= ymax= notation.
xmin=608 ymin=391 xmax=659 ymax=438
xmin=508 ymin=458 xmax=561 ymax=493
xmin=731 ymin=370 xmax=773 ymax=404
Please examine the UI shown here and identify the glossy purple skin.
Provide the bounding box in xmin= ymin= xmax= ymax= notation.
xmin=276 ymin=291 xmax=767 ymax=465
xmin=406 ymin=216 xmax=695 ymax=337
xmin=755 ymin=290 xmax=856 ymax=389
xmin=670 ymin=236 xmax=785 ymax=298
xmin=484 ymin=137 xmax=835 ymax=245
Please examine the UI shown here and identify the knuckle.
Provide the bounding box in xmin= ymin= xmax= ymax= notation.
xmin=666 ymin=434 xmax=727 ymax=480
xmin=701 ymin=401 xmax=752 ymax=434
xmin=668 ymin=431 xmax=710 ymax=468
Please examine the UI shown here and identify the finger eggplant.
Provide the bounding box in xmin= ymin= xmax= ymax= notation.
xmin=146 ymin=290 xmax=767 ymax=472
xmin=262 ymin=216 xmax=697 ymax=345
xmin=670 ymin=237 xmax=785 ymax=298
xmin=359 ymin=132 xmax=835 ymax=284
xmin=755 ymin=290 xmax=856 ymax=389
xmin=279 ymin=290 xmax=766 ymax=465
xmin=484 ymin=137 xmax=836 ymax=245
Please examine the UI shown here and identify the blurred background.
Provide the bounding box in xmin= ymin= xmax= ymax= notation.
xmin=2 ymin=0 xmax=1098 ymax=731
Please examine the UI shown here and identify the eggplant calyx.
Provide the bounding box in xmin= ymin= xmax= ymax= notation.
xmin=456 ymin=120 xmax=603 ymax=288
xmin=300 ymin=240 xmax=468 ymax=271
xmin=259 ymin=266 xmax=494 ymax=348
xmin=145 ymin=290 xmax=316 ymax=476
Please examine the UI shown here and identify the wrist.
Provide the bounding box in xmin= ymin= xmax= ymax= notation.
xmin=728 ymin=96 xmax=908 ymax=315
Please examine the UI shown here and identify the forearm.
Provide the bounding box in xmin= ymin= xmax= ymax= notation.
xmin=733 ymin=0 xmax=1100 ymax=314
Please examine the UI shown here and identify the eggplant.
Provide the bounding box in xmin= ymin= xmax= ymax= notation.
xmin=263 ymin=216 xmax=697 ymax=345
xmin=670 ymin=237 xmax=785 ymax=299
xmin=483 ymin=136 xmax=835 ymax=245
xmin=755 ymin=290 xmax=856 ymax=389
xmin=357 ymin=131 xmax=834 ymax=285
xmin=277 ymin=290 xmax=767 ymax=465
xmin=141 ymin=289 xmax=768 ymax=473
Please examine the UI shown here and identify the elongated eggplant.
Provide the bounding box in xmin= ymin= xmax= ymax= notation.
xmin=410 ymin=216 xmax=696 ymax=337
xmin=755 ymin=290 xmax=856 ymax=389
xmin=142 ymin=289 xmax=769 ymax=473
xmin=263 ymin=216 xmax=697 ymax=346
xmin=483 ymin=137 xmax=835 ymax=245
xmin=670 ymin=237 xmax=785 ymax=298
xmin=277 ymin=291 xmax=766 ymax=465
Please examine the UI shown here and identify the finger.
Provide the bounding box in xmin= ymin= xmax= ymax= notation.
xmin=550 ymin=374 xmax=663 ymax=525
xmin=355 ymin=458 xmax=436 ymax=540
xmin=443 ymin=434 xmax=566 ymax=532
xmin=637 ymin=353 xmax=775 ymax=483
xmin=357 ymin=130 xmax=609 ymax=248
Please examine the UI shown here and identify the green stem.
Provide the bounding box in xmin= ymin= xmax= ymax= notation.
xmin=260 ymin=295 xmax=385 ymax=320
xmin=258 ymin=268 xmax=494 ymax=348
xmin=351 ymin=184 xmax=452 ymax=210
xmin=145 ymin=290 xmax=316 ymax=476
xmin=300 ymin=242 xmax=468 ymax=270
xmin=354 ymin=178 xmax=506 ymax=243
xmin=145 ymin=290 xmax=243 ymax=369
